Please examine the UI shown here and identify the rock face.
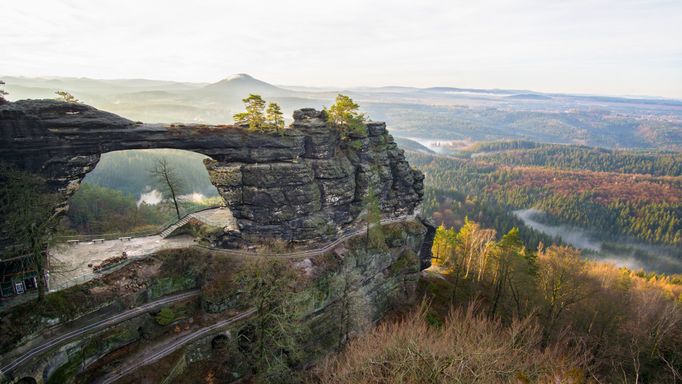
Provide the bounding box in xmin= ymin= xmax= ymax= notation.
xmin=0 ymin=100 xmax=424 ymax=244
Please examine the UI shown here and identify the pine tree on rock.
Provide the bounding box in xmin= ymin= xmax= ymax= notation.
xmin=265 ymin=102 xmax=285 ymax=131
xmin=233 ymin=94 xmax=266 ymax=131
xmin=325 ymin=94 xmax=367 ymax=139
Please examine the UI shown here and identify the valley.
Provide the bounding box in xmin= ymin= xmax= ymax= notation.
xmin=406 ymin=143 xmax=682 ymax=275
xmin=513 ymin=208 xmax=682 ymax=273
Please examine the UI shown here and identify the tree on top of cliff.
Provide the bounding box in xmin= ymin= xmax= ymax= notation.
xmin=0 ymin=80 xmax=8 ymax=103
xmin=265 ymin=102 xmax=285 ymax=131
xmin=54 ymin=90 xmax=79 ymax=103
xmin=325 ymin=94 xmax=367 ymax=139
xmin=233 ymin=94 xmax=266 ymax=131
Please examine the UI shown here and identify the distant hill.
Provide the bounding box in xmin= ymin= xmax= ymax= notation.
xmin=507 ymin=93 xmax=552 ymax=100
xmin=199 ymin=73 xmax=287 ymax=98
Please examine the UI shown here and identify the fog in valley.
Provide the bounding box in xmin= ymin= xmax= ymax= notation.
xmin=514 ymin=208 xmax=682 ymax=274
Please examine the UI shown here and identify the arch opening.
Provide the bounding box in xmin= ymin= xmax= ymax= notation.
xmin=45 ymin=148 xmax=238 ymax=291
xmin=59 ymin=148 xmax=224 ymax=237
xmin=212 ymin=334 xmax=230 ymax=350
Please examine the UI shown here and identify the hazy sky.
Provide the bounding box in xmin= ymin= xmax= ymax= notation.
xmin=2 ymin=0 xmax=681 ymax=98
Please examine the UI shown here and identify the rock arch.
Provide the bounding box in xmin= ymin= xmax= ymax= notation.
xmin=0 ymin=101 xmax=423 ymax=247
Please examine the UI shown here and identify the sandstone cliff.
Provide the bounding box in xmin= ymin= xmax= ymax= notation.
xmin=0 ymin=100 xmax=424 ymax=244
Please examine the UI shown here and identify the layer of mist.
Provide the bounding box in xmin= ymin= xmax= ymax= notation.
xmin=136 ymin=190 xmax=209 ymax=207
xmin=137 ymin=189 xmax=163 ymax=206
xmin=514 ymin=208 xmax=682 ymax=274
xmin=514 ymin=209 xmax=602 ymax=251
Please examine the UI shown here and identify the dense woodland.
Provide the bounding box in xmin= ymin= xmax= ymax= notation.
xmin=407 ymin=151 xmax=682 ymax=246
xmin=467 ymin=141 xmax=682 ymax=176
xmin=60 ymin=184 xmax=169 ymax=235
xmin=421 ymin=188 xmax=562 ymax=251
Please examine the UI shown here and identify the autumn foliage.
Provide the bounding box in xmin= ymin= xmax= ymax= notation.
xmin=314 ymin=219 xmax=682 ymax=383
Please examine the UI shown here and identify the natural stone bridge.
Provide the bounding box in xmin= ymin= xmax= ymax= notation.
xmin=0 ymin=100 xmax=424 ymax=245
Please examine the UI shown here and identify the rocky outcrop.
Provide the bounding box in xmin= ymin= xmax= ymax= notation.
xmin=0 ymin=100 xmax=423 ymax=244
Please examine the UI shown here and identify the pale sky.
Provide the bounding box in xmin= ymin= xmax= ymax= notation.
xmin=2 ymin=0 xmax=681 ymax=98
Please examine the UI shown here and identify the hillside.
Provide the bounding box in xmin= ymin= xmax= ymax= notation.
xmin=465 ymin=141 xmax=682 ymax=176
xmin=315 ymin=221 xmax=682 ymax=383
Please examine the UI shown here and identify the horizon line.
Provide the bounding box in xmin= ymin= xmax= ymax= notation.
xmin=2 ymin=73 xmax=680 ymax=102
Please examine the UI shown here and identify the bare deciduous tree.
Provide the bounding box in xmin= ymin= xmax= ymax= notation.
xmin=236 ymin=257 xmax=304 ymax=382
xmin=537 ymin=245 xmax=589 ymax=338
xmin=149 ymin=157 xmax=186 ymax=220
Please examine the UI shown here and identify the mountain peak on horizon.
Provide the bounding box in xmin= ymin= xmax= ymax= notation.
xmin=220 ymin=73 xmax=255 ymax=81
xmin=202 ymin=73 xmax=282 ymax=96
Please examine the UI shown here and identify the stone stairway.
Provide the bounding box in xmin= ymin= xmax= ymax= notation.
xmin=159 ymin=215 xmax=193 ymax=238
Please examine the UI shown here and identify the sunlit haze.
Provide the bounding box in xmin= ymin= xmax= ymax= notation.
xmin=2 ymin=0 xmax=682 ymax=98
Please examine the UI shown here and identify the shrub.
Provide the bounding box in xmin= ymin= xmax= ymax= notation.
xmin=310 ymin=303 xmax=587 ymax=383
xmin=155 ymin=307 xmax=176 ymax=326
xmin=55 ymin=90 xmax=79 ymax=103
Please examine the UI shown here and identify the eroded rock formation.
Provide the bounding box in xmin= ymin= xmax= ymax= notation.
xmin=0 ymin=100 xmax=424 ymax=243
